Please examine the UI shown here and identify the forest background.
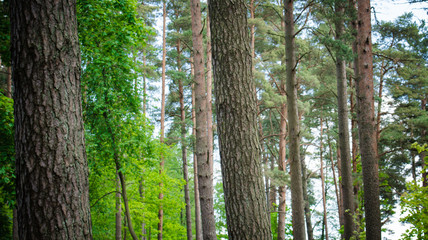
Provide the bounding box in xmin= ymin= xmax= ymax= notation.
xmin=0 ymin=0 xmax=427 ymax=239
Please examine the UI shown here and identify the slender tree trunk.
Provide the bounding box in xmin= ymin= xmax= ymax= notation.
xmin=6 ymin=66 xmax=11 ymax=98
xmin=205 ymin=14 xmax=215 ymax=228
xmin=104 ymin=114 xmax=138 ymax=240
xmin=191 ymin=0 xmax=217 ymax=238
xmin=301 ymin=155 xmax=314 ymax=240
xmin=356 ymin=1 xmax=381 ymax=238
xmin=284 ymin=1 xmax=306 ymax=239
xmin=143 ymin=53 xmax=147 ymax=115
xmin=11 ymin=1 xmax=92 ymax=238
xmin=335 ymin=3 xmax=355 ymax=239
xmin=116 ymin=172 xmax=122 ymax=240
xmin=210 ymin=0 xmax=272 ymax=238
xmin=328 ymin=135 xmax=343 ymax=234
xmin=421 ymin=97 xmax=427 ymax=187
xmin=177 ymin=40 xmax=193 ymax=240
xmin=158 ymin=1 xmax=167 ymax=239
xmin=278 ymin=70 xmax=287 ymax=240
xmin=191 ymin=59 xmax=203 ymax=240
xmin=319 ymin=117 xmax=329 ymax=240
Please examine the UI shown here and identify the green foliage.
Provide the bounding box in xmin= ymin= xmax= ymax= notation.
xmin=0 ymin=94 xmax=14 ymax=207
xmin=214 ymin=181 xmax=228 ymax=239
xmin=399 ymin=143 xmax=428 ymax=239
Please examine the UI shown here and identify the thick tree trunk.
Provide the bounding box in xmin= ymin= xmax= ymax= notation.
xmin=356 ymin=0 xmax=381 ymax=239
xmin=11 ymin=1 xmax=93 ymax=238
xmin=191 ymin=0 xmax=217 ymax=238
xmin=158 ymin=1 xmax=167 ymax=239
xmin=116 ymin=173 xmax=122 ymax=240
xmin=12 ymin=208 xmax=18 ymax=240
xmin=335 ymin=3 xmax=355 ymax=239
xmin=206 ymin=12 xmax=214 ymax=197
xmin=284 ymin=1 xmax=306 ymax=239
xmin=209 ymin=0 xmax=272 ymax=238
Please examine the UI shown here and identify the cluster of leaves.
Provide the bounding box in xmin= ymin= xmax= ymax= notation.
xmin=400 ymin=143 xmax=428 ymax=239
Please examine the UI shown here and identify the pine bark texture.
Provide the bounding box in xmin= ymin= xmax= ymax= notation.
xmin=191 ymin=0 xmax=217 ymax=238
xmin=11 ymin=0 xmax=92 ymax=239
xmin=335 ymin=2 xmax=355 ymax=239
xmin=210 ymin=0 xmax=272 ymax=239
xmin=356 ymin=0 xmax=381 ymax=239
xmin=284 ymin=1 xmax=306 ymax=239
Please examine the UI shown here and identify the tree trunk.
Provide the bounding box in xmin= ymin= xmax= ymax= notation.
xmin=158 ymin=1 xmax=167 ymax=239
xmin=191 ymin=0 xmax=217 ymax=238
xmin=278 ymin=98 xmax=287 ymax=240
xmin=11 ymin=1 xmax=93 ymax=238
xmin=177 ymin=39 xmax=193 ymax=240
xmin=191 ymin=60 xmax=203 ymax=240
xmin=104 ymin=114 xmax=138 ymax=240
xmin=6 ymin=66 xmax=11 ymax=98
xmin=356 ymin=0 xmax=381 ymax=238
xmin=328 ymin=134 xmax=344 ymax=234
xmin=209 ymin=0 xmax=272 ymax=238
xmin=284 ymin=0 xmax=306 ymax=239
xmin=116 ymin=172 xmax=122 ymax=240
xmin=319 ymin=118 xmax=329 ymax=240
xmin=421 ymin=97 xmax=427 ymax=187
xmin=13 ymin=208 xmax=18 ymax=240
xmin=301 ymin=155 xmax=314 ymax=240
xmin=335 ymin=2 xmax=355 ymax=239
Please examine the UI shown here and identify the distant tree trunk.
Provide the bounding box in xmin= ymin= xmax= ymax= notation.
xmin=11 ymin=0 xmax=93 ymax=238
xmin=104 ymin=113 xmax=138 ymax=240
xmin=301 ymin=155 xmax=314 ymax=240
xmin=158 ymin=1 xmax=167 ymax=239
xmin=319 ymin=117 xmax=329 ymax=240
xmin=116 ymin=173 xmax=122 ymax=240
xmin=328 ymin=135 xmax=343 ymax=233
xmin=284 ymin=0 xmax=306 ymax=239
xmin=335 ymin=2 xmax=355 ymax=239
xmin=191 ymin=0 xmax=217 ymax=239
xmin=356 ymin=0 xmax=381 ymax=239
xmin=143 ymin=53 xmax=147 ymax=115
xmin=177 ymin=40 xmax=193 ymax=240
xmin=6 ymin=66 xmax=11 ymax=98
xmin=278 ymin=88 xmax=287 ymax=240
xmin=209 ymin=0 xmax=272 ymax=238
xmin=205 ymin=13 xmax=215 ymax=222
xmin=191 ymin=61 xmax=203 ymax=240
xmin=278 ymin=12 xmax=287 ymax=239
xmin=421 ymin=97 xmax=427 ymax=187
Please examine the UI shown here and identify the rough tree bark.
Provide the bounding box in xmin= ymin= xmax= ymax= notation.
xmin=11 ymin=0 xmax=92 ymax=238
xmin=209 ymin=0 xmax=272 ymax=238
xmin=356 ymin=0 xmax=381 ymax=239
xmin=284 ymin=0 xmax=306 ymax=239
xmin=335 ymin=2 xmax=355 ymax=239
xmin=191 ymin=0 xmax=217 ymax=238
